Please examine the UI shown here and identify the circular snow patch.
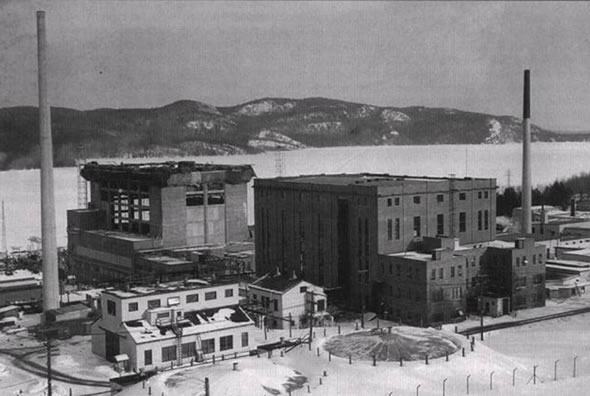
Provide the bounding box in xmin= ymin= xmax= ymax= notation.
xmin=323 ymin=327 xmax=461 ymax=361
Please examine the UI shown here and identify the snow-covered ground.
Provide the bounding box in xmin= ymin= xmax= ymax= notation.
xmin=118 ymin=311 xmax=590 ymax=396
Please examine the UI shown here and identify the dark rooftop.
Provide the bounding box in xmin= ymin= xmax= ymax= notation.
xmin=261 ymin=173 xmax=493 ymax=188
xmin=81 ymin=161 xmax=255 ymax=186
xmin=251 ymin=274 xmax=303 ymax=293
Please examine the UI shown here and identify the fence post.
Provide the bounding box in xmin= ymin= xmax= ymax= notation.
xmin=373 ymin=355 xmax=376 ymax=367
xmin=470 ymin=343 xmax=474 ymax=352
xmin=462 ymin=347 xmax=465 ymax=357
xmin=400 ymin=357 xmax=403 ymax=367
xmin=442 ymin=378 xmax=447 ymax=396
xmin=212 ymin=354 xmax=216 ymax=365
xmin=149 ymin=386 xmax=152 ymax=395
xmin=490 ymin=371 xmax=495 ymax=390
xmin=466 ymin=375 xmax=470 ymax=395
xmin=574 ymin=355 xmax=578 ymax=378
xmin=317 ymin=347 xmax=320 ymax=357
xmin=425 ymin=355 xmax=429 ymax=365
xmin=329 ymin=352 xmax=332 ymax=362
xmin=319 ymin=377 xmax=322 ymax=385
xmin=307 ymin=385 xmax=311 ymax=393
xmin=554 ymin=360 xmax=560 ymax=381
xmin=512 ymin=368 xmax=517 ymax=386
xmin=416 ymin=384 xmax=421 ymax=396
xmin=324 ymin=328 xmax=326 ymax=337
xmin=445 ymin=353 xmax=449 ymax=362
xmin=349 ymin=354 xmax=352 ymax=365
xmin=338 ymin=325 xmax=341 ymax=334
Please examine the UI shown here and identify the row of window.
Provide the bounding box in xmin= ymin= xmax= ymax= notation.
xmin=385 ymin=190 xmax=489 ymax=207
xmin=431 ymin=287 xmax=463 ymax=301
xmin=386 ymin=263 xmax=421 ymax=278
xmin=515 ymin=274 xmax=544 ymax=288
xmin=430 ymin=265 xmax=463 ymax=280
xmin=386 ymin=212 xmax=486 ymax=240
xmin=515 ymin=254 xmax=544 ymax=267
xmin=106 ymin=289 xmax=236 ymax=316
xmin=147 ymin=333 xmax=249 ymax=365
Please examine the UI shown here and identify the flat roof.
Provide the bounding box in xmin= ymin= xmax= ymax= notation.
xmin=103 ymin=279 xmax=235 ymax=299
xmin=251 ymin=275 xmax=304 ymax=293
xmin=84 ymin=229 xmax=154 ymax=243
xmin=124 ymin=305 xmax=252 ymax=344
xmin=264 ymin=173 xmax=493 ymax=188
xmin=546 ymin=259 xmax=590 ymax=268
xmin=386 ymin=251 xmax=432 ymax=261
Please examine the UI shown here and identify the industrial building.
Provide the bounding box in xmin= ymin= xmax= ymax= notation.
xmin=91 ymin=279 xmax=254 ymax=370
xmin=246 ymin=274 xmax=330 ymax=329
xmin=0 ymin=269 xmax=43 ymax=308
xmin=254 ymin=174 xmax=496 ymax=311
xmin=67 ymin=162 xmax=255 ymax=284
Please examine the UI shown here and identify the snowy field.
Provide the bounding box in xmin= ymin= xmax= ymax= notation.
xmin=2 ymin=142 xmax=590 ymax=249
xmin=117 ymin=312 xmax=590 ymax=396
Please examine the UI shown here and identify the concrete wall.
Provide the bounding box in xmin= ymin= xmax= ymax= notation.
xmin=225 ymin=183 xmax=250 ymax=242
xmin=161 ymin=186 xmax=187 ymax=247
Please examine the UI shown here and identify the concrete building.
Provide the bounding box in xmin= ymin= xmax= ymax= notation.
xmin=91 ymin=279 xmax=254 ymax=370
xmin=68 ymin=162 xmax=255 ymax=283
xmin=246 ymin=275 xmax=329 ymax=329
xmin=254 ymin=174 xmax=496 ymax=310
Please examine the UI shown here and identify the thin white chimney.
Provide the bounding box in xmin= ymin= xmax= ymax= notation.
xmin=37 ymin=10 xmax=60 ymax=312
xmin=521 ymin=70 xmax=532 ymax=234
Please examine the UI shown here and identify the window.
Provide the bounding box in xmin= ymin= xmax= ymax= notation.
xmin=395 ymin=218 xmax=400 ymax=240
xmin=225 ymin=289 xmax=234 ymax=298
xmin=459 ymin=193 xmax=466 ymax=200
xmin=300 ymin=286 xmax=308 ymax=293
xmin=396 ymin=264 xmax=401 ymax=277
xmin=413 ymin=196 xmax=421 ymax=204
xmin=437 ymin=214 xmax=444 ymax=235
xmin=451 ymin=266 xmax=455 ymax=277
xmin=437 ymin=194 xmax=444 ymax=202
xmin=181 ymin=342 xmax=197 ymax=358
xmin=478 ymin=191 xmax=482 ymax=199
xmin=241 ymin=332 xmax=249 ymax=347
xmin=162 ymin=345 xmax=177 ymax=362
xmin=451 ymin=287 xmax=463 ymax=299
xmin=407 ymin=266 xmax=413 ymax=279
xmin=220 ymin=335 xmax=233 ymax=351
xmin=148 ymin=299 xmax=161 ymax=309
xmin=538 ymin=254 xmax=543 ymax=264
xmin=484 ymin=191 xmax=489 ymax=199
xmin=107 ymin=300 xmax=116 ymax=316
xmin=394 ymin=197 xmax=400 ymax=206
xmin=522 ymin=256 xmax=527 ymax=266
xmin=458 ymin=265 xmax=463 ymax=276
xmin=477 ymin=211 xmax=483 ymax=231
xmin=516 ymin=257 xmax=520 ymax=267
xmin=273 ymin=299 xmax=278 ymax=311
xmin=533 ymin=274 xmax=544 ymax=284
xmin=431 ymin=269 xmax=436 ymax=280
xmin=202 ymin=338 xmax=215 ymax=354
xmin=515 ymin=276 xmax=527 ymax=288
xmin=205 ymin=291 xmax=217 ymax=301
xmin=413 ymin=216 xmax=421 ymax=237
xmin=388 ymin=263 xmax=393 ymax=275
xmin=439 ymin=268 xmax=444 ymax=279
xmin=484 ymin=210 xmax=489 ymax=230
xmin=317 ymin=299 xmax=325 ymax=311
xmin=459 ymin=212 xmax=466 ymax=232
xmin=128 ymin=302 xmax=138 ymax=312
xmin=144 ymin=349 xmax=152 ymax=366
xmin=186 ymin=294 xmax=198 ymax=303
xmin=532 ymin=254 xmax=537 ymax=265
xmin=387 ymin=219 xmax=393 ymax=241
xmin=432 ymin=288 xmax=443 ymax=301
xmin=157 ymin=312 xmax=169 ymax=320
xmin=387 ymin=198 xmax=392 ymax=207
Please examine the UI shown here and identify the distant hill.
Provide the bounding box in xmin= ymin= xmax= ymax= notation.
xmin=0 ymin=97 xmax=588 ymax=170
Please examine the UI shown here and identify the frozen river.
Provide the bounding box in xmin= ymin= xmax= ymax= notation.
xmin=0 ymin=142 xmax=588 ymax=249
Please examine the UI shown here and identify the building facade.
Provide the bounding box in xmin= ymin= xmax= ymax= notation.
xmin=68 ymin=162 xmax=255 ymax=283
xmin=91 ymin=280 xmax=254 ymax=370
xmin=254 ymin=174 xmax=496 ymax=310
xmin=246 ymin=275 xmax=329 ymax=329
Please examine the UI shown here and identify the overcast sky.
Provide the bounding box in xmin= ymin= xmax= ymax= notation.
xmin=1 ymin=1 xmax=590 ymax=130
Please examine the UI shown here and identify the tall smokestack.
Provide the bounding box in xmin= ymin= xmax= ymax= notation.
xmin=37 ymin=11 xmax=60 ymax=312
xmin=521 ymin=69 xmax=532 ymax=234
xmin=1 ymin=201 xmax=6 ymax=256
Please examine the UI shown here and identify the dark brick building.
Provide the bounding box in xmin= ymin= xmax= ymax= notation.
xmin=254 ymin=174 xmax=496 ymax=310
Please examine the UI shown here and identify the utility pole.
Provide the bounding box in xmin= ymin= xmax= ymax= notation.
xmin=46 ymin=337 xmax=53 ymax=396
xmin=308 ymin=290 xmax=314 ymax=350
xmin=204 ymin=377 xmax=210 ymax=396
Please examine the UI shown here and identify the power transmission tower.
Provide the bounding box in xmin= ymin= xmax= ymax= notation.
xmin=275 ymin=151 xmax=285 ymax=177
